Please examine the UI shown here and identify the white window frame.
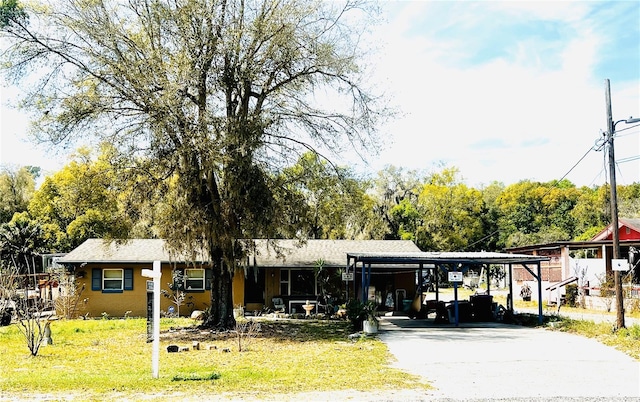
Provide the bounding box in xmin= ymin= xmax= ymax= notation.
xmin=185 ymin=268 xmax=205 ymax=290
xmin=103 ymin=269 xmax=124 ymax=291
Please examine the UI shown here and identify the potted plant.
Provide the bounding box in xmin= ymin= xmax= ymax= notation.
xmin=520 ymin=283 xmax=532 ymax=301
xmin=362 ymin=301 xmax=379 ymax=334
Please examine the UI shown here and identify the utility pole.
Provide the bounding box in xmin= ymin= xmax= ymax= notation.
xmin=604 ymin=78 xmax=625 ymax=330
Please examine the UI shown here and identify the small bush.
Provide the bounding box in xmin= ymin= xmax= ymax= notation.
xmin=626 ymin=298 xmax=640 ymax=314
xmin=565 ymin=284 xmax=578 ymax=307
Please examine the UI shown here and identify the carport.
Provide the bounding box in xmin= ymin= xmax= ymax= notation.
xmin=346 ymin=251 xmax=550 ymax=324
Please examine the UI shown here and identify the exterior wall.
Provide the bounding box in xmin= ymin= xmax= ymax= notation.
xmin=513 ymin=259 xmax=562 ymax=283
xmin=77 ymin=263 xmax=214 ymax=318
xmin=232 ymin=270 xmax=245 ymax=308
xmin=619 ymin=227 xmax=640 ymax=241
xmin=74 ymin=262 xmax=425 ymax=317
xmin=569 ymin=258 xmax=606 ymax=289
xmin=264 ymin=268 xmax=280 ymax=310
xmin=394 ymin=271 xmax=416 ymax=300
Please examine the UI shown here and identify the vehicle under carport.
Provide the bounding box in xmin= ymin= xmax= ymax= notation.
xmin=346 ymin=251 xmax=550 ymax=325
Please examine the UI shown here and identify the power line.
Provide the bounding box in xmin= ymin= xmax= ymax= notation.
xmin=463 ymin=120 xmax=636 ymax=252
xmin=617 ymin=155 xmax=640 ymax=163
xmin=613 ymin=123 xmax=640 ymax=137
xmin=463 ymin=140 xmax=600 ymax=252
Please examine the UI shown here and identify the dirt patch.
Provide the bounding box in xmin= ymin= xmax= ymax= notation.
xmin=160 ymin=317 xmax=352 ymax=343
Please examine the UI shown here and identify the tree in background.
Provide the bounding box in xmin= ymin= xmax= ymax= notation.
xmin=279 ymin=152 xmax=382 ymax=240
xmin=28 ymin=147 xmax=131 ymax=252
xmin=0 ymin=211 xmax=53 ymax=356
xmin=494 ymin=180 xmax=582 ymax=248
xmin=477 ymin=181 xmax=505 ymax=251
xmin=2 ymin=0 xmax=385 ymax=328
xmin=415 ymin=167 xmax=485 ymax=251
xmin=570 ymin=185 xmax=609 ymax=241
xmin=0 ymin=165 xmax=38 ymax=223
xmin=370 ymin=166 xmax=423 ymax=240
xmin=0 ymin=212 xmax=46 ymax=275
xmin=618 ymin=183 xmax=640 ymax=219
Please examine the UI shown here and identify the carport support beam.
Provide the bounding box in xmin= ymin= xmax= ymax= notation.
xmin=520 ymin=262 xmax=544 ymax=324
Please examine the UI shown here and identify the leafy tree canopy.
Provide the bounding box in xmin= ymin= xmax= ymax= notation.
xmin=1 ymin=0 xmax=385 ymax=328
xmin=0 ymin=165 xmax=38 ymax=223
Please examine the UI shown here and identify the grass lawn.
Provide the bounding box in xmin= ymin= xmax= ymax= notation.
xmin=0 ymin=317 xmax=429 ymax=400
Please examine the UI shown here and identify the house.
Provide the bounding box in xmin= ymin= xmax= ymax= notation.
xmin=58 ymin=238 xmax=422 ymax=318
xmin=58 ymin=239 xmax=220 ymax=318
xmin=505 ymin=218 xmax=640 ymax=304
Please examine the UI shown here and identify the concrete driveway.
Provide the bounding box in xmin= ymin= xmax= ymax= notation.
xmin=379 ymin=317 xmax=640 ymax=400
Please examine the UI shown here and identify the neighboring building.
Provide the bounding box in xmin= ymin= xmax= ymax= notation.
xmin=506 ymin=218 xmax=640 ymax=303
xmin=58 ymin=238 xmax=421 ymax=318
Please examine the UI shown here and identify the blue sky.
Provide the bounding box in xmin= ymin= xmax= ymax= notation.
xmin=1 ymin=1 xmax=639 ymax=187
xmin=346 ymin=0 xmax=640 ymax=187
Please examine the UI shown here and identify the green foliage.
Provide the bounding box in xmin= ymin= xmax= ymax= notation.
xmin=0 ymin=165 xmax=36 ymax=224
xmin=370 ymin=166 xmax=423 ymax=240
xmin=0 ymin=0 xmax=27 ymax=29
xmin=27 ymin=147 xmax=133 ymax=251
xmin=278 ymin=152 xmax=378 ymax=240
xmin=0 ymin=212 xmax=46 ymax=273
xmin=345 ymin=299 xmax=367 ymax=330
xmin=565 ymin=284 xmax=578 ymax=307
xmin=415 ymin=168 xmax=485 ymax=251
xmin=494 ymin=180 xmax=591 ymax=248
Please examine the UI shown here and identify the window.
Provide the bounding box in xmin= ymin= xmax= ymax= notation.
xmin=103 ymin=269 xmax=123 ymax=290
xmin=280 ymin=269 xmax=290 ymax=295
xmin=279 ymin=269 xmax=316 ymax=296
xmin=173 ymin=268 xmax=212 ymax=292
xmin=185 ymin=269 xmax=205 ymax=290
xmin=92 ymin=268 xmax=133 ymax=293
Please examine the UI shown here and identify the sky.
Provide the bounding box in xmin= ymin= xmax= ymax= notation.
xmin=1 ymin=1 xmax=639 ymax=188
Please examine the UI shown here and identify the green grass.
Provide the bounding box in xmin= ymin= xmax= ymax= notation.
xmin=0 ymin=318 xmax=429 ymax=400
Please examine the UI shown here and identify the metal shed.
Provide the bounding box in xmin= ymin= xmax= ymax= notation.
xmin=346 ymin=251 xmax=550 ymax=325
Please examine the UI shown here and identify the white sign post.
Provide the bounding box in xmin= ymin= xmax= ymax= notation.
xmin=141 ymin=261 xmax=162 ymax=379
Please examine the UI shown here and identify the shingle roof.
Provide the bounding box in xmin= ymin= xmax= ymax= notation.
xmin=58 ymin=239 xmax=208 ymax=264
xmin=58 ymin=238 xmax=421 ymax=267
xmin=248 ymin=239 xmax=421 ymax=267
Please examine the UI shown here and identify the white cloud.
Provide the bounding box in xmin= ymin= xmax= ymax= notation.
xmin=1 ymin=1 xmax=638 ymax=188
xmin=350 ymin=1 xmax=640 ymax=187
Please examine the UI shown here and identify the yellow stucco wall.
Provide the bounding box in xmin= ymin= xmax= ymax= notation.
xmin=76 ymin=263 xmax=233 ymax=318
xmin=232 ymin=270 xmax=245 ymax=307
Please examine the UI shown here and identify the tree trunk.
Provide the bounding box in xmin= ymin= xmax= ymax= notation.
xmin=203 ymin=262 xmax=236 ymax=329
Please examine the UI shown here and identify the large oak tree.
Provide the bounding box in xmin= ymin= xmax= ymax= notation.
xmin=1 ymin=0 xmax=384 ymax=328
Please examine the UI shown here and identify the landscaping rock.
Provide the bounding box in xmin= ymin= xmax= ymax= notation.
xmin=166 ymin=345 xmax=179 ymax=353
